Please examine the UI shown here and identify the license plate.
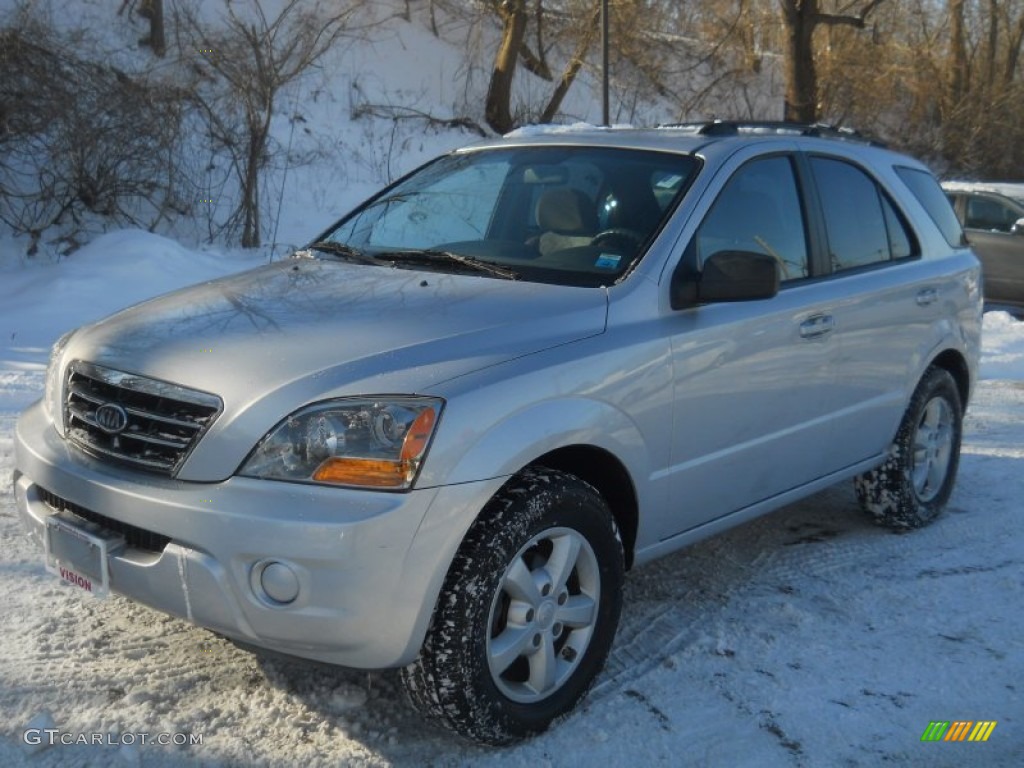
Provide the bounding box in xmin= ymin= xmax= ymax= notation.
xmin=44 ymin=511 xmax=125 ymax=598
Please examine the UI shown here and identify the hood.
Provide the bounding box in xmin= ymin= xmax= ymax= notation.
xmin=64 ymin=258 xmax=607 ymax=480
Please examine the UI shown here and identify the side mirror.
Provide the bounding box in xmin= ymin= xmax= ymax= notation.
xmin=671 ymin=250 xmax=780 ymax=309
xmin=1012 ymin=217 xmax=1024 ymax=235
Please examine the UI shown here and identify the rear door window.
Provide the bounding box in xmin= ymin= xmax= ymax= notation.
xmin=811 ymin=157 xmax=917 ymax=272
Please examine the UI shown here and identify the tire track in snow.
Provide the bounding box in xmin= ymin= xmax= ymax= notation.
xmin=593 ymin=485 xmax=889 ymax=701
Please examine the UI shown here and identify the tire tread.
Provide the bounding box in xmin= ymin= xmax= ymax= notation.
xmin=401 ymin=466 xmax=622 ymax=744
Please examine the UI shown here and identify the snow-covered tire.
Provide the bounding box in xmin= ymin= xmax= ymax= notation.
xmin=402 ymin=467 xmax=624 ymax=745
xmin=854 ymin=366 xmax=963 ymax=530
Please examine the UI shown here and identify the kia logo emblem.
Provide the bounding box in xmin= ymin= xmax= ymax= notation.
xmin=94 ymin=403 xmax=129 ymax=434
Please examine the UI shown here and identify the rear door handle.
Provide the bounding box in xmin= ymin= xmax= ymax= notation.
xmin=916 ymin=288 xmax=939 ymax=306
xmin=799 ymin=314 xmax=834 ymax=339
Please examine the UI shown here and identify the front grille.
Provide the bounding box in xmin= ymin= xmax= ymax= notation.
xmin=64 ymin=361 xmax=222 ymax=475
xmin=39 ymin=487 xmax=171 ymax=553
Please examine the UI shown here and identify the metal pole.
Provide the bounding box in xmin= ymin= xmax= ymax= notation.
xmin=601 ymin=0 xmax=609 ymax=126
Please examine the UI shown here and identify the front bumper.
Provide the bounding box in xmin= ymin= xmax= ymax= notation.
xmin=14 ymin=400 xmax=504 ymax=668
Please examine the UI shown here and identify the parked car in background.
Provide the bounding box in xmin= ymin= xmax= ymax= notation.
xmin=15 ymin=122 xmax=982 ymax=745
xmin=943 ymin=181 xmax=1024 ymax=315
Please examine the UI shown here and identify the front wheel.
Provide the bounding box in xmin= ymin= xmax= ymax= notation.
xmin=854 ymin=366 xmax=963 ymax=530
xmin=402 ymin=467 xmax=624 ymax=744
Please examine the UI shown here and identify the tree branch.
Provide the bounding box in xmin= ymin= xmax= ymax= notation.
xmin=815 ymin=0 xmax=885 ymax=29
xmin=351 ymin=103 xmax=488 ymax=136
xmin=519 ymin=42 xmax=553 ymax=80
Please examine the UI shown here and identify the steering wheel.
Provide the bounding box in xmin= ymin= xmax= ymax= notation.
xmin=590 ymin=228 xmax=644 ymax=251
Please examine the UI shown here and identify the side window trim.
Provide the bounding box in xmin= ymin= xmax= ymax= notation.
xmin=792 ymin=151 xmax=831 ymax=279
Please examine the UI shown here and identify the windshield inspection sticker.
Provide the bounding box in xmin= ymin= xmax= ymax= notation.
xmin=595 ymin=254 xmax=621 ymax=269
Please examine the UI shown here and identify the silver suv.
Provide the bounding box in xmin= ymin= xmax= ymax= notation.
xmin=14 ymin=122 xmax=982 ymax=744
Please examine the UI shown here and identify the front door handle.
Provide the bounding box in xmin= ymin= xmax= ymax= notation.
xmin=916 ymin=288 xmax=939 ymax=306
xmin=799 ymin=314 xmax=834 ymax=339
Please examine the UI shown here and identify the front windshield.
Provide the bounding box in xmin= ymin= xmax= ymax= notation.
xmin=318 ymin=146 xmax=699 ymax=286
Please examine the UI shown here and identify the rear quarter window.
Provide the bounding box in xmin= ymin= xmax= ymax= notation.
xmin=896 ymin=167 xmax=966 ymax=247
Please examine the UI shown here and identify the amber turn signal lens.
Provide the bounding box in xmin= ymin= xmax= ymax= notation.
xmin=312 ymin=457 xmax=411 ymax=487
xmin=400 ymin=407 xmax=437 ymax=462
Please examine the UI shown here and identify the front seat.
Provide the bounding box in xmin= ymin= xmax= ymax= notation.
xmin=535 ymin=188 xmax=597 ymax=256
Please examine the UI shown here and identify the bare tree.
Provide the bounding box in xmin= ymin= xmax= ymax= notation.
xmin=538 ymin=2 xmax=600 ymax=123
xmin=0 ymin=11 xmax=188 ymax=253
xmin=778 ymin=0 xmax=885 ymax=122
xmin=118 ymin=0 xmax=167 ymax=56
xmin=141 ymin=0 xmax=167 ymax=57
xmin=483 ymin=0 xmax=603 ymax=133
xmin=797 ymin=0 xmax=1024 ymax=178
xmin=485 ymin=0 xmax=530 ymax=133
xmin=947 ymin=0 xmax=968 ymax=105
xmin=1004 ymin=5 xmax=1024 ymax=85
xmin=175 ymin=0 xmax=356 ymax=247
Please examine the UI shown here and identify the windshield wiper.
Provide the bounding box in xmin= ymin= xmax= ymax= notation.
xmin=303 ymin=241 xmax=382 ymax=265
xmin=303 ymin=243 xmax=518 ymax=280
xmin=385 ymin=249 xmax=518 ymax=280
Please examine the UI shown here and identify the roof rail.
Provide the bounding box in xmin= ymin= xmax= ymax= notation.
xmin=659 ymin=120 xmax=886 ymax=147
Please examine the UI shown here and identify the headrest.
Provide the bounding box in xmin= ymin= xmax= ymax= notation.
xmin=536 ymin=188 xmax=596 ymax=234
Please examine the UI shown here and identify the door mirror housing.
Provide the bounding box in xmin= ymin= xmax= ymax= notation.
xmin=1012 ymin=217 xmax=1024 ymax=235
xmin=671 ymin=250 xmax=780 ymax=309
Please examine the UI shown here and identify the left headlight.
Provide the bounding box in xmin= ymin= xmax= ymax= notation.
xmin=238 ymin=397 xmax=443 ymax=490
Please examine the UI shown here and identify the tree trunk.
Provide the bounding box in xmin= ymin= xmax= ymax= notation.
xmin=1005 ymin=16 xmax=1024 ymax=85
xmin=985 ymin=0 xmax=998 ymax=91
xmin=949 ymin=0 xmax=968 ymax=105
xmin=150 ymin=0 xmax=165 ymax=57
xmin=485 ymin=0 xmax=529 ymax=134
xmin=519 ymin=43 xmax=553 ymax=80
xmin=241 ymin=126 xmax=264 ymax=248
xmin=781 ymin=0 xmax=819 ymax=123
xmin=138 ymin=0 xmax=166 ymax=56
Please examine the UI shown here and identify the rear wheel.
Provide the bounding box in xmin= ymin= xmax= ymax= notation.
xmin=854 ymin=366 xmax=963 ymax=529
xmin=402 ymin=467 xmax=624 ymax=744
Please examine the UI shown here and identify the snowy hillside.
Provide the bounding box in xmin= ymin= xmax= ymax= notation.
xmin=1 ymin=0 xmax=782 ymax=261
xmin=1 ymin=0 xmax=502 ymax=258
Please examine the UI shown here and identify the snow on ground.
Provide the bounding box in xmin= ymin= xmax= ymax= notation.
xmin=982 ymin=310 xmax=1024 ymax=380
xmin=0 ymin=230 xmax=264 ymax=411
xmin=0 ymin=231 xmax=1022 ymax=766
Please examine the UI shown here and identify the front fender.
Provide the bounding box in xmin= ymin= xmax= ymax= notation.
xmin=424 ymin=396 xmax=651 ymax=491
xmin=400 ymin=396 xmax=656 ymax=664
